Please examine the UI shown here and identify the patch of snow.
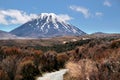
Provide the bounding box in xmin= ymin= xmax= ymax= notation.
xmin=53 ymin=23 xmax=59 ymax=29
xmin=41 ymin=23 xmax=47 ymax=31
xmin=29 ymin=24 xmax=33 ymax=27
xmin=61 ymin=22 xmax=68 ymax=30
xmin=47 ymin=25 xmax=50 ymax=29
xmin=72 ymin=29 xmax=77 ymax=33
xmin=72 ymin=39 xmax=77 ymax=42
xmin=82 ymin=38 xmax=90 ymax=40
xmin=63 ymin=41 xmax=67 ymax=44
xmin=29 ymin=24 xmax=31 ymax=26
xmin=36 ymin=19 xmax=39 ymax=25
xmin=45 ymin=29 xmax=48 ymax=34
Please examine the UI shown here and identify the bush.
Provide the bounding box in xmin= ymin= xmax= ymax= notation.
xmin=39 ymin=51 xmax=58 ymax=72
xmin=0 ymin=56 xmax=17 ymax=80
xmin=57 ymin=53 xmax=69 ymax=68
xmin=15 ymin=59 xmax=40 ymax=80
xmin=0 ymin=70 xmax=10 ymax=80
xmin=110 ymin=39 xmax=120 ymax=48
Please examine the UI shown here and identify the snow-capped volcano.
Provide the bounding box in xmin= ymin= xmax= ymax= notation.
xmin=10 ymin=13 xmax=86 ymax=38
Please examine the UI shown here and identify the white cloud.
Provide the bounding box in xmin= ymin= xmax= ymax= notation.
xmin=0 ymin=9 xmax=72 ymax=25
xmin=0 ymin=14 xmax=8 ymax=25
xmin=0 ymin=9 xmax=38 ymax=25
xmin=95 ymin=12 xmax=103 ymax=16
xmin=69 ymin=5 xmax=90 ymax=18
xmin=57 ymin=14 xmax=73 ymax=22
xmin=104 ymin=0 xmax=112 ymax=7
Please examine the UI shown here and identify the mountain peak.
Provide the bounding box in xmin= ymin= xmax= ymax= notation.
xmin=38 ymin=13 xmax=64 ymax=23
xmin=39 ymin=13 xmax=57 ymax=17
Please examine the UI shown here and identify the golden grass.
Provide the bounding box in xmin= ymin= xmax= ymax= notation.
xmin=65 ymin=59 xmax=98 ymax=80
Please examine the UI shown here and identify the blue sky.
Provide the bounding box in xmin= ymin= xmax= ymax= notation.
xmin=0 ymin=0 xmax=120 ymax=34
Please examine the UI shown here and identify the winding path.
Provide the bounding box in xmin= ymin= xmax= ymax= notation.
xmin=36 ymin=69 xmax=68 ymax=80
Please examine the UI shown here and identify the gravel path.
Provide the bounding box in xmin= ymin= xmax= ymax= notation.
xmin=36 ymin=69 xmax=68 ymax=80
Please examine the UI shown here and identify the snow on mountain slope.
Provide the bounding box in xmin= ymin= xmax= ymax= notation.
xmin=10 ymin=13 xmax=86 ymax=38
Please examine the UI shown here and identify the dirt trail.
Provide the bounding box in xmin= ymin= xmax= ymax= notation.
xmin=36 ymin=69 xmax=68 ymax=80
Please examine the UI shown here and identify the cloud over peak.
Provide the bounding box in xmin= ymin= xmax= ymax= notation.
xmin=0 ymin=9 xmax=72 ymax=25
xmin=57 ymin=14 xmax=73 ymax=22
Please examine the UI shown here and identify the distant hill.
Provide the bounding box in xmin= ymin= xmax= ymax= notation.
xmin=91 ymin=32 xmax=107 ymax=35
xmin=0 ymin=30 xmax=17 ymax=39
xmin=89 ymin=32 xmax=120 ymax=38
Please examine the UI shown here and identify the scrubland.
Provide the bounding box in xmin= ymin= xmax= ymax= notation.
xmin=0 ymin=36 xmax=120 ymax=80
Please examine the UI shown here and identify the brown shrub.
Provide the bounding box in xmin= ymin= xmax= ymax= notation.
xmin=14 ymin=74 xmax=23 ymax=80
xmin=110 ymin=39 xmax=120 ymax=48
xmin=2 ymin=47 xmax=22 ymax=56
xmin=74 ymin=46 xmax=87 ymax=59
xmin=98 ymin=60 xmax=120 ymax=80
xmin=57 ymin=53 xmax=69 ymax=68
xmin=39 ymin=51 xmax=58 ymax=72
xmin=34 ymin=50 xmax=43 ymax=55
xmin=15 ymin=59 xmax=40 ymax=80
xmin=0 ymin=70 xmax=10 ymax=80
xmin=0 ymin=55 xmax=18 ymax=80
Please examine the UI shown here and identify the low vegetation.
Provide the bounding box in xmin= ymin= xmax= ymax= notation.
xmin=0 ymin=36 xmax=119 ymax=80
xmin=0 ymin=46 xmax=70 ymax=80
